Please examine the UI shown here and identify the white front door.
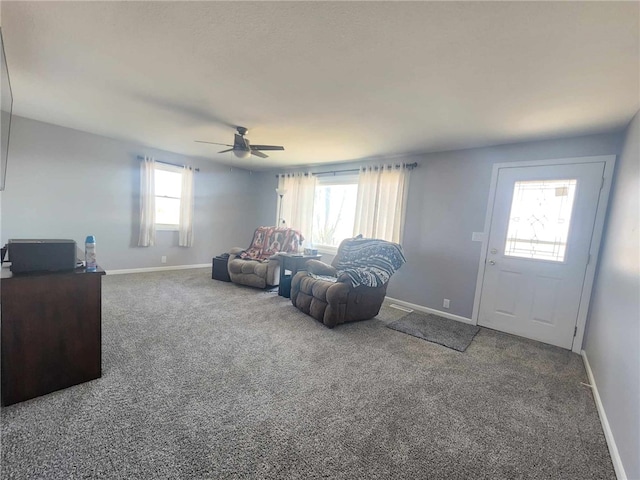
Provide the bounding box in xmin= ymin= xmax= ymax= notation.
xmin=478 ymin=161 xmax=605 ymax=349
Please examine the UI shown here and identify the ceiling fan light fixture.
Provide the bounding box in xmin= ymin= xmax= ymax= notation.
xmin=233 ymin=149 xmax=251 ymax=159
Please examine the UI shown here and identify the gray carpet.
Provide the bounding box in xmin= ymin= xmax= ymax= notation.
xmin=1 ymin=269 xmax=615 ymax=479
xmin=387 ymin=311 xmax=480 ymax=352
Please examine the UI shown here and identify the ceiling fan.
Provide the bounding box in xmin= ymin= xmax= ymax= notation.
xmin=195 ymin=126 xmax=284 ymax=159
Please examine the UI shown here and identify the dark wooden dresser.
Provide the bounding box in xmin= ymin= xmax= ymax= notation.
xmin=1 ymin=265 xmax=105 ymax=406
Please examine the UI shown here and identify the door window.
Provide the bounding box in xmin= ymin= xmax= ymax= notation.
xmin=504 ymin=179 xmax=577 ymax=262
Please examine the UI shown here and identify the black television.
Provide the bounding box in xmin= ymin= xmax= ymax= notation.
xmin=1 ymin=27 xmax=13 ymax=191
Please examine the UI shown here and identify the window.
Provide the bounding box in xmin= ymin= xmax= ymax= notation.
xmin=278 ymin=165 xmax=410 ymax=251
xmin=311 ymin=174 xmax=358 ymax=249
xmin=155 ymin=164 xmax=182 ymax=230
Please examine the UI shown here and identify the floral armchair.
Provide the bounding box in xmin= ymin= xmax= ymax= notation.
xmin=227 ymin=226 xmax=304 ymax=289
xmin=290 ymin=236 xmax=406 ymax=327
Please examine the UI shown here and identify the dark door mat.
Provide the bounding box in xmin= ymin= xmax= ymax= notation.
xmin=387 ymin=311 xmax=480 ymax=352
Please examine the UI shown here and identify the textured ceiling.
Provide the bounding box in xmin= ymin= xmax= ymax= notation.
xmin=2 ymin=1 xmax=639 ymax=169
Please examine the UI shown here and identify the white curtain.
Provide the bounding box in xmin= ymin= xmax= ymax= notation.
xmin=179 ymin=166 xmax=195 ymax=247
xmin=277 ymin=173 xmax=316 ymax=242
xmin=138 ymin=156 xmax=156 ymax=247
xmin=353 ymin=164 xmax=410 ymax=243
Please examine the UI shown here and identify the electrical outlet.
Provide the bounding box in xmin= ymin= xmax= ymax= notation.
xmin=161 ymin=256 xmax=167 ymax=264
xmin=443 ymin=299 xmax=450 ymax=309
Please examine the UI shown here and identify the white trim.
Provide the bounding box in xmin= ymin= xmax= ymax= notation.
xmin=385 ymin=296 xmax=474 ymax=324
xmin=572 ymin=158 xmax=615 ymax=353
xmin=106 ymin=264 xmax=210 ymax=275
xmin=471 ymin=161 xmax=501 ymax=325
xmin=581 ymin=350 xmax=627 ymax=480
xmin=471 ymin=155 xmax=616 ymax=353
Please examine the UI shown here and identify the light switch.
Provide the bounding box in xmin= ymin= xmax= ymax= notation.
xmin=472 ymin=232 xmax=484 ymax=242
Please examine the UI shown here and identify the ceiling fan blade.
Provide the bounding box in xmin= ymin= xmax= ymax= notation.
xmin=250 ymin=145 xmax=285 ymax=151
xmin=195 ymin=140 xmax=233 ymax=147
xmin=218 ymin=148 xmax=234 ymax=154
xmin=250 ymin=150 xmax=269 ymax=159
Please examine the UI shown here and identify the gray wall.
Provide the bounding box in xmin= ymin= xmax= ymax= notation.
xmin=396 ymin=133 xmax=624 ymax=317
xmin=584 ymin=113 xmax=639 ymax=479
xmin=253 ymin=132 xmax=623 ymax=318
xmin=1 ymin=116 xmax=260 ymax=270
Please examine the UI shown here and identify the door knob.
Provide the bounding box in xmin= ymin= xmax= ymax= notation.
xmin=489 ymin=260 xmax=496 ymax=265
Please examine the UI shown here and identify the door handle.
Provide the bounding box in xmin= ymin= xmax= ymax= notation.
xmin=488 ymin=260 xmax=496 ymax=265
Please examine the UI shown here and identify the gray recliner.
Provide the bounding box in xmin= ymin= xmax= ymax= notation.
xmin=290 ymin=236 xmax=406 ymax=327
xmin=227 ymin=247 xmax=282 ymax=288
xmin=227 ymin=226 xmax=304 ymax=289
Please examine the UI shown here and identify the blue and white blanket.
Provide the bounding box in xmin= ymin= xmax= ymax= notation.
xmin=333 ymin=237 xmax=406 ymax=288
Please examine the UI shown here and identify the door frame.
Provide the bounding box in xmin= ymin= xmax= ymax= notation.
xmin=471 ymin=155 xmax=616 ymax=353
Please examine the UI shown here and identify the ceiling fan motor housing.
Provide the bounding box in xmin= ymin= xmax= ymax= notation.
xmin=234 ymin=133 xmax=251 ymax=151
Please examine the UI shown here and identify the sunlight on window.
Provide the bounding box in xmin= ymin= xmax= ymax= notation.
xmin=311 ymin=182 xmax=358 ymax=247
xmin=155 ymin=167 xmax=182 ymax=226
xmin=504 ymin=179 xmax=577 ymax=262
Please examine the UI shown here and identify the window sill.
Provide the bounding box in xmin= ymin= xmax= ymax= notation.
xmin=156 ymin=224 xmax=179 ymax=231
xmin=314 ymin=245 xmax=338 ymax=255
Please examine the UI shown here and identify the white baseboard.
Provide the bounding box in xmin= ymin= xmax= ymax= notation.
xmin=581 ymin=350 xmax=627 ymax=480
xmin=384 ymin=296 xmax=474 ymax=325
xmin=106 ymin=264 xmax=210 ymax=275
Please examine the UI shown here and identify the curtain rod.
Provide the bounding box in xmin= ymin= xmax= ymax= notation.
xmin=136 ymin=156 xmax=199 ymax=172
xmin=275 ymin=162 xmax=418 ymax=178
